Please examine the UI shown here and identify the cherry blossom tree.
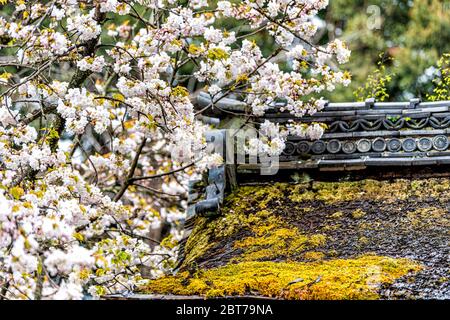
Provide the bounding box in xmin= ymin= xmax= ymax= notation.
xmin=0 ymin=0 xmax=350 ymax=299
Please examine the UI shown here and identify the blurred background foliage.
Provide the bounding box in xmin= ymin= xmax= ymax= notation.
xmin=212 ymin=0 xmax=450 ymax=102
xmin=325 ymin=0 xmax=450 ymax=101
xmin=213 ymin=0 xmax=450 ymax=101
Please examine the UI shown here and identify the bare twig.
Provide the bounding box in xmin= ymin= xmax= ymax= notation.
xmin=130 ymin=162 xmax=195 ymax=182
xmin=113 ymin=138 xmax=147 ymax=201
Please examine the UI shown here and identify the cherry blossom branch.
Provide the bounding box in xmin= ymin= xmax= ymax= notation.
xmin=129 ymin=162 xmax=195 ymax=182
xmin=113 ymin=138 xmax=147 ymax=201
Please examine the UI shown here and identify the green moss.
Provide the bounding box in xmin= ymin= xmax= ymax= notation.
xmin=178 ymin=184 xmax=291 ymax=267
xmin=236 ymin=183 xmax=287 ymax=210
xmin=229 ymin=207 xmax=328 ymax=261
xmin=308 ymin=234 xmax=327 ymax=247
xmin=162 ymin=176 xmax=450 ymax=300
xmin=141 ymin=255 xmax=422 ymax=299
xmin=289 ymin=179 xmax=450 ymax=204
xmin=233 ymin=226 xmax=309 ymax=261
xmin=178 ymin=178 xmax=450 ymax=270
xmin=180 ymin=217 xmax=215 ymax=267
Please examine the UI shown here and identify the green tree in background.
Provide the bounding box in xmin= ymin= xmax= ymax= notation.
xmin=427 ymin=53 xmax=450 ymax=101
xmin=324 ymin=0 xmax=450 ymax=101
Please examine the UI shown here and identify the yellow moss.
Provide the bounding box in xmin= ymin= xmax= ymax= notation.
xmin=233 ymin=226 xmax=310 ymax=261
xmin=352 ymin=209 xmax=366 ymax=219
xmin=142 ymin=255 xmax=422 ymax=300
xmin=230 ymin=207 xmax=328 ymax=261
xmin=186 ymin=278 xmax=209 ymax=292
xmin=330 ymin=211 xmax=344 ymax=219
xmin=289 ymin=178 xmax=450 ymax=204
xmin=178 ymin=185 xmax=288 ymax=267
xmin=405 ymin=207 xmax=449 ymax=229
xmin=244 ymin=183 xmax=287 ymax=210
xmin=303 ymin=251 xmax=325 ymax=260
xmin=308 ymin=234 xmax=327 ymax=247
xmin=328 ymin=250 xmax=339 ymax=257
xmin=357 ymin=221 xmax=379 ymax=231
xmin=358 ymin=236 xmax=370 ymax=245
xmin=178 ymin=178 xmax=450 ymax=270
xmin=288 ymin=183 xmax=315 ymax=202
xmin=180 ymin=217 xmax=215 ymax=267
xmin=178 ymin=184 xmax=298 ymax=266
xmin=438 ymin=277 xmax=448 ymax=284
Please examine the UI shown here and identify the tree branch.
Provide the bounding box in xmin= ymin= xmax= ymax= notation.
xmin=113 ymin=138 xmax=147 ymax=201
xmin=130 ymin=162 xmax=195 ymax=183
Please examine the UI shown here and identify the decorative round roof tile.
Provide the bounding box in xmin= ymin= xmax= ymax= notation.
xmin=327 ymin=139 xmax=342 ymax=154
xmin=311 ymin=140 xmax=326 ymax=154
xmin=417 ymin=137 xmax=432 ymax=152
xmin=342 ymin=141 xmax=357 ymax=154
xmin=387 ymin=138 xmax=402 ymax=152
xmin=282 ymin=141 xmax=296 ymax=155
xmin=297 ymin=141 xmax=311 ymax=154
xmin=372 ymin=138 xmax=386 ymax=152
xmin=402 ymin=138 xmax=417 ymax=152
xmin=356 ymin=139 xmax=371 ymax=153
xmin=433 ymin=135 xmax=449 ymax=151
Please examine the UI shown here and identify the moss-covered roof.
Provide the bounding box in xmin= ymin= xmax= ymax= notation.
xmin=140 ymin=178 xmax=450 ymax=299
